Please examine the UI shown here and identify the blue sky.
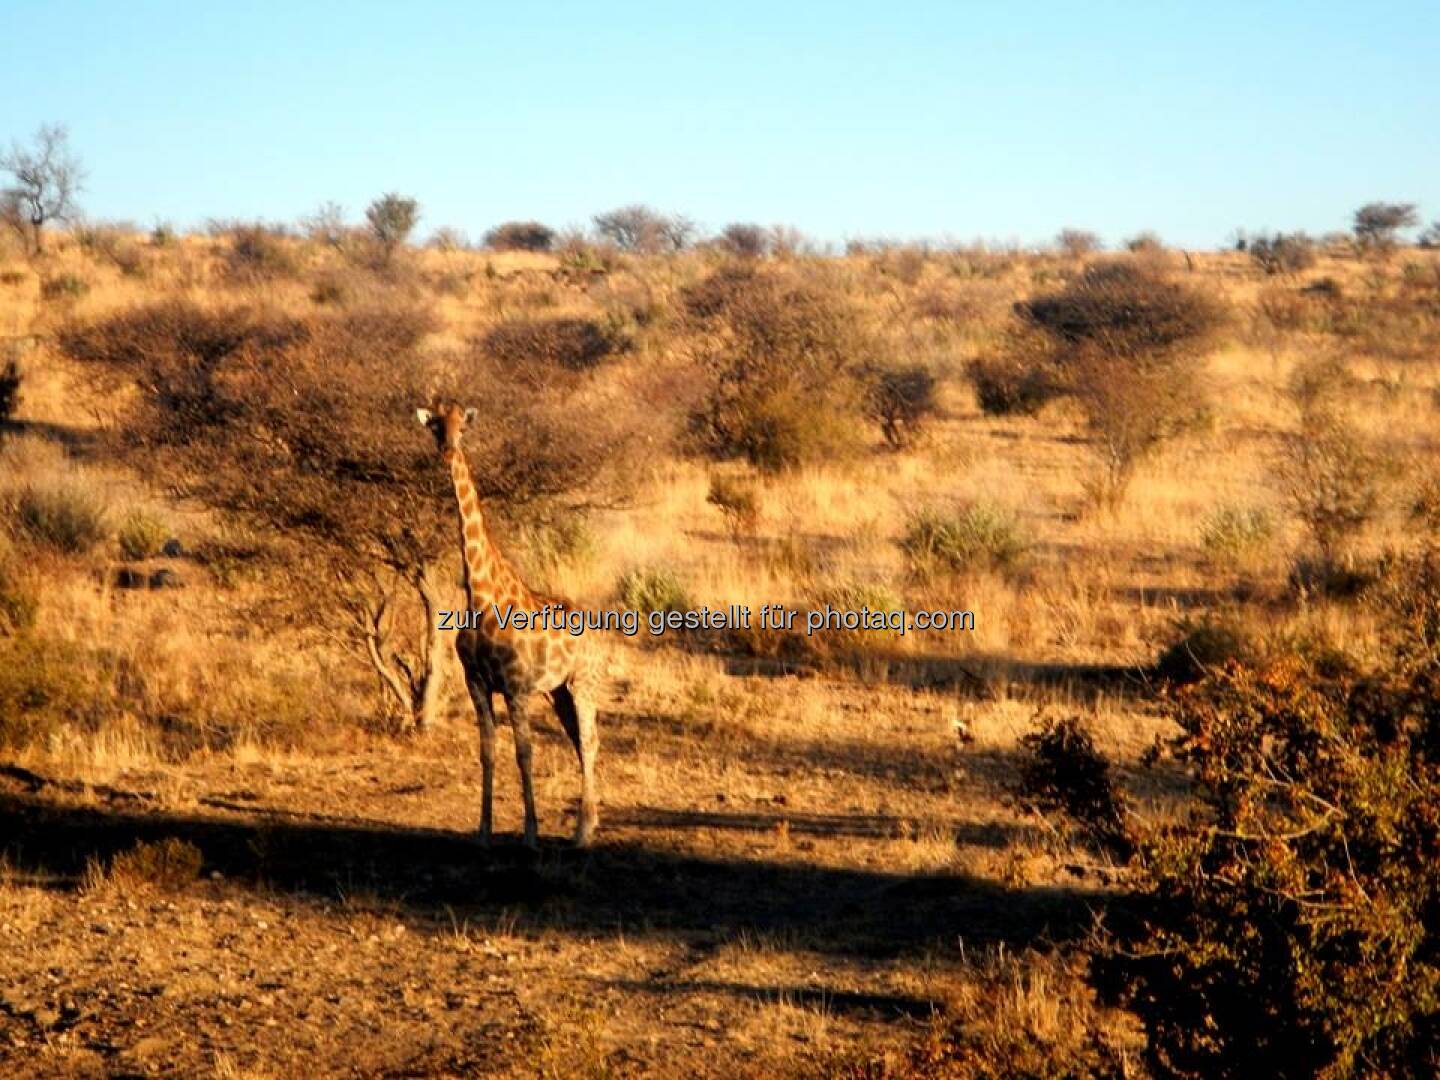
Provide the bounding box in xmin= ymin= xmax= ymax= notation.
xmin=2 ymin=2 xmax=1436 ymax=249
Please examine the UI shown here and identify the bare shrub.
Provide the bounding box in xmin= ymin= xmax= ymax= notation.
xmin=861 ymin=361 xmax=939 ymax=449
xmin=1 ymin=124 xmax=84 ymax=254
xmin=479 ymin=316 xmax=630 ymax=377
xmin=706 ymin=472 xmax=760 ymax=539
xmin=1279 ymin=405 xmax=1385 ymax=569
xmin=484 ymin=220 xmax=555 ymax=252
xmin=365 ymin=192 xmax=420 ymax=265
xmin=301 ymin=201 xmax=349 ymax=247
xmin=39 ymin=273 xmax=88 ymax=301
xmin=1247 ymin=231 xmax=1316 ymax=275
xmin=593 ymin=204 xmax=693 ymax=253
xmin=716 ymin=222 xmax=769 ymax=258
xmin=1124 ymin=231 xmax=1163 ymax=254
xmin=1055 ymin=228 xmax=1101 ymax=257
xmin=223 ymin=223 xmax=296 ymax=282
xmin=96 ymin=838 xmax=203 ymax=894
xmin=682 ymin=266 xmax=869 ymax=471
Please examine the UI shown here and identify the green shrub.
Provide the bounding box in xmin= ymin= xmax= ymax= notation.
xmin=900 ymin=503 xmax=1027 ymax=577
xmin=39 ymin=273 xmax=89 ymax=301
xmin=117 ymin=509 xmax=170 ymax=560
xmin=1199 ymin=504 xmax=1276 ymax=565
xmin=618 ymin=566 xmax=692 ymax=616
xmin=11 ymin=482 xmax=109 ymax=553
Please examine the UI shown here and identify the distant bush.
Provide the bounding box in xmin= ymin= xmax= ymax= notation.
xmin=682 ymin=266 xmax=868 ymax=471
xmin=479 ymin=316 xmax=630 ymax=376
xmin=706 ymin=473 xmax=760 ymax=538
xmin=716 ymin=222 xmax=769 ymax=258
xmin=309 ymin=271 xmax=352 ymax=306
xmin=593 ymin=204 xmax=694 ymax=253
xmin=1016 ymin=261 xmax=1221 ymax=361
xmin=1353 ymin=201 xmax=1419 ymax=252
xmin=618 ymin=566 xmax=691 ymax=616
xmin=1016 ymin=262 xmax=1221 ymax=503
xmin=149 ymin=221 xmax=175 ymax=247
xmin=967 ymin=348 xmax=1059 ymax=417
xmin=1055 ymin=228 xmax=1102 ymax=257
xmin=1124 ymin=231 xmax=1164 ymax=254
xmin=484 ymin=220 xmax=555 ymax=252
xmin=10 ymin=481 xmax=108 ymax=554
xmin=39 ymin=273 xmax=88 ymax=301
xmin=223 ymin=223 xmax=296 ymax=282
xmin=900 ymin=502 xmax=1027 ymax=578
xmin=862 ymin=361 xmax=939 ymax=449
xmin=117 ymin=508 xmax=171 ymax=560
xmin=1154 ymin=613 xmax=1258 ymax=685
xmin=1247 ymin=231 xmax=1316 ymax=275
xmin=365 ymin=192 xmax=420 ymax=265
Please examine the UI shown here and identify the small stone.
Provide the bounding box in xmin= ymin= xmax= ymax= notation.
xmin=160 ymin=538 xmax=184 ymax=557
xmin=114 ymin=567 xmax=147 ymax=589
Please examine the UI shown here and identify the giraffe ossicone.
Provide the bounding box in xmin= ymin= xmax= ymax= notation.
xmin=418 ymin=402 xmax=600 ymax=848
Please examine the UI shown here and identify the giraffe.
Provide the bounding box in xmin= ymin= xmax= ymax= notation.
xmin=416 ymin=403 xmax=600 ymax=848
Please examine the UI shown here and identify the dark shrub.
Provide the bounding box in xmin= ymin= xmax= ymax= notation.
xmin=1154 ymin=614 xmax=1257 ymax=685
xmin=967 ymin=350 xmax=1059 ymax=417
xmin=1056 ymin=228 xmax=1101 ymax=257
xmin=483 ymin=220 xmax=555 ymax=252
xmin=1248 ymin=231 xmax=1317 ymax=275
xmin=862 ymin=362 xmax=938 ymax=449
xmin=480 ymin=316 xmax=629 ymax=375
xmin=1016 ymin=261 xmax=1222 ymax=361
xmin=1353 ymin=201 xmax=1419 ymax=251
xmin=39 ymin=273 xmax=88 ymax=301
xmin=1019 ymin=715 xmax=1133 ymax=859
xmin=365 ymin=192 xmax=420 ymax=264
xmin=717 ymin=222 xmax=769 ymax=258
xmin=223 ymin=223 xmax=296 ymax=282
xmin=0 ymin=348 xmax=19 ymax=422
xmin=1100 ymin=605 xmax=1440 ymax=1078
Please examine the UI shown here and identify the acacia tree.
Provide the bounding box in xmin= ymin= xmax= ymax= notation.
xmin=58 ymin=300 xmax=620 ymax=732
xmin=1 ymin=124 xmax=84 ymax=254
xmin=365 ymin=192 xmax=420 ymax=265
xmin=593 ymin=204 xmax=694 ymax=253
xmin=1353 ymin=201 xmax=1419 ymax=252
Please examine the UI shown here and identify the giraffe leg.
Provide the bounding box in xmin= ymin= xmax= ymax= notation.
xmin=465 ymin=678 xmax=498 ymax=846
xmin=552 ymin=684 xmax=599 ymax=847
xmin=507 ymin=694 xmax=540 ymax=849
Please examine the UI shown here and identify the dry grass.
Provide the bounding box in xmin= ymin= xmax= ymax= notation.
xmin=1 ymin=231 xmax=1437 ymax=1076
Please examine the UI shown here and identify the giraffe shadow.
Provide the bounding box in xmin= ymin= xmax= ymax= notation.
xmin=1 ymin=777 xmax=1103 ymax=959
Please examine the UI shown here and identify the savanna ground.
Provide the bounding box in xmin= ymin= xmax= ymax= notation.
xmin=1 ymin=220 xmax=1437 ymax=1078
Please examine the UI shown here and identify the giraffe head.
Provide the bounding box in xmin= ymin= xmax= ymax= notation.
xmin=416 ymin=403 xmax=478 ymax=452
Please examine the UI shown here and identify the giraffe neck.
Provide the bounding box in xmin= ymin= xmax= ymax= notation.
xmin=444 ymin=447 xmax=527 ymax=615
